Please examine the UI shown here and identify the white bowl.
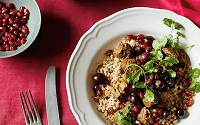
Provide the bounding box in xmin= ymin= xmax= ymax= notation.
xmin=66 ymin=7 xmax=200 ymax=125
xmin=0 ymin=0 xmax=41 ymax=58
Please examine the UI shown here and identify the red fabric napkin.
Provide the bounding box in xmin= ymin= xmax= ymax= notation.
xmin=159 ymin=0 xmax=200 ymax=27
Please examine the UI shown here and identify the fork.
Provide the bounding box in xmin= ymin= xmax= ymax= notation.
xmin=19 ymin=90 xmax=42 ymax=125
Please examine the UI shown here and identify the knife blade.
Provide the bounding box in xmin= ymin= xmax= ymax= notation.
xmin=45 ymin=66 xmax=61 ymax=125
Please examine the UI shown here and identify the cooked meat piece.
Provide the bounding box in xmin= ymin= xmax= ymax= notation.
xmin=142 ymin=94 xmax=159 ymax=108
xmin=162 ymin=45 xmax=179 ymax=58
xmin=146 ymin=73 xmax=154 ymax=86
xmin=137 ymin=107 xmax=154 ymax=125
xmin=121 ymin=58 xmax=136 ymax=70
xmin=178 ymin=49 xmax=191 ymax=69
xmin=115 ymin=43 xmax=133 ymax=58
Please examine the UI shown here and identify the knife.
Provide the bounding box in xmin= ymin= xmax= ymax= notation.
xmin=45 ymin=66 xmax=61 ymax=125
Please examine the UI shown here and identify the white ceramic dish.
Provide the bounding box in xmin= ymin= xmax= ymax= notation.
xmin=66 ymin=7 xmax=200 ymax=125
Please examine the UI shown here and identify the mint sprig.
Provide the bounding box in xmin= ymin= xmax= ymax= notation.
xmin=126 ymin=64 xmax=155 ymax=102
xmin=162 ymin=18 xmax=194 ymax=49
xmin=114 ymin=105 xmax=136 ymax=125
xmin=187 ymin=68 xmax=200 ymax=93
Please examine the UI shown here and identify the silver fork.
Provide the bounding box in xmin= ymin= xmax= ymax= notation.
xmin=19 ymin=90 xmax=42 ymax=125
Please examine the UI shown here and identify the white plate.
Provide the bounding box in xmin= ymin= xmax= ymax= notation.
xmin=66 ymin=7 xmax=200 ymax=125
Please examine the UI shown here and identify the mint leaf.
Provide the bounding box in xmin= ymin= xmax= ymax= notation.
xmin=145 ymin=67 xmax=158 ymax=73
xmin=176 ymin=31 xmax=185 ymax=38
xmin=152 ymin=36 xmax=168 ymax=50
xmin=195 ymin=82 xmax=200 ymax=93
xmin=163 ymin=18 xmax=175 ymax=28
xmin=144 ymin=60 xmax=154 ymax=69
xmin=150 ymin=49 xmax=163 ymax=61
xmin=174 ymin=22 xmax=183 ymax=30
xmin=136 ymin=82 xmax=147 ymax=88
xmin=123 ymin=105 xmax=130 ymax=115
xmin=126 ymin=69 xmax=142 ymax=83
xmin=188 ymin=78 xmax=197 ymax=91
xmin=144 ymin=89 xmax=154 ymax=103
xmin=166 ymin=69 xmax=176 ymax=78
xmin=159 ymin=57 xmax=179 ymax=67
xmin=187 ymin=68 xmax=200 ymax=79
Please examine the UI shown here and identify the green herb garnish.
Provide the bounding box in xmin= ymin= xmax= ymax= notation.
xmin=163 ymin=18 xmax=194 ymax=49
xmin=114 ymin=105 xmax=136 ymax=125
xmin=187 ymin=68 xmax=200 ymax=93
xmin=126 ymin=64 xmax=155 ymax=102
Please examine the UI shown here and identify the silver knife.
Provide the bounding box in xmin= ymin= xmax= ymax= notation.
xmin=45 ymin=66 xmax=61 ymax=125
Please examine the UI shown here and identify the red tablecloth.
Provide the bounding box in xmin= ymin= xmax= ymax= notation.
xmin=0 ymin=0 xmax=199 ymax=125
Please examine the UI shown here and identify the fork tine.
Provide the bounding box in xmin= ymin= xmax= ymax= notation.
xmin=28 ymin=89 xmax=42 ymax=122
xmin=19 ymin=92 xmax=29 ymax=125
xmin=25 ymin=90 xmax=37 ymax=122
xmin=21 ymin=91 xmax=33 ymax=124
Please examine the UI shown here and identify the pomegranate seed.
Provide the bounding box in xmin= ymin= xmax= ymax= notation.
xmin=6 ymin=3 xmax=15 ymax=9
xmin=153 ymin=112 xmax=158 ymax=117
xmin=22 ymin=26 xmax=29 ymax=34
xmin=0 ymin=26 xmax=6 ymax=32
xmin=2 ymin=22 xmax=8 ymax=26
xmin=22 ymin=15 xmax=29 ymax=20
xmin=138 ymin=38 xmax=144 ymax=44
xmin=96 ymin=90 xmax=102 ymax=96
xmin=2 ymin=36 xmax=7 ymax=42
xmin=5 ymin=45 xmax=10 ymax=51
xmin=9 ymin=17 xmax=14 ymax=24
xmin=156 ymin=65 xmax=163 ymax=71
xmin=13 ymin=30 xmax=19 ymax=35
xmin=14 ymin=41 xmax=21 ymax=46
xmin=185 ymin=90 xmax=193 ymax=96
xmin=21 ymin=38 xmax=26 ymax=44
xmin=185 ymin=79 xmax=190 ymax=87
xmin=0 ymin=14 xmax=3 ymax=19
xmin=7 ymin=37 xmax=13 ymax=42
xmin=9 ymin=26 xmax=15 ymax=32
xmin=109 ymin=109 xmax=115 ymax=114
xmin=11 ymin=34 xmax=17 ymax=40
xmin=2 ymin=8 xmax=8 ymax=14
xmin=2 ymin=18 xmax=7 ymax=23
xmin=137 ymin=34 xmax=144 ymax=39
xmin=14 ymin=18 xmax=19 ymax=23
xmin=10 ymin=9 xmax=18 ymax=16
xmin=4 ymin=13 xmax=10 ymax=19
xmin=0 ymin=40 xmax=3 ymax=44
xmin=158 ymin=109 xmax=163 ymax=116
xmin=154 ymin=122 xmax=159 ymax=125
xmin=186 ymin=100 xmax=193 ymax=106
xmin=154 ymin=73 xmax=159 ymax=79
xmin=13 ymin=23 xmax=20 ymax=28
xmin=19 ymin=6 xmax=25 ymax=13
xmin=21 ymin=18 xmax=27 ymax=24
xmin=24 ymin=9 xmax=30 ymax=16
xmin=141 ymin=42 xmax=148 ymax=48
xmin=17 ymin=12 xmax=23 ymax=17
xmin=138 ymin=104 xmax=143 ymax=109
xmin=139 ymin=92 xmax=144 ymax=99
xmin=145 ymin=46 xmax=152 ymax=53
xmin=93 ymin=85 xmax=101 ymax=90
xmin=135 ymin=120 xmax=142 ymax=124
xmin=133 ymin=106 xmax=140 ymax=113
xmin=19 ymin=32 xmax=26 ymax=38
xmin=119 ymin=103 xmax=125 ymax=109
xmin=9 ymin=41 xmax=14 ymax=46
xmin=10 ymin=45 xmax=15 ymax=50
xmin=0 ymin=46 xmax=3 ymax=50
xmin=130 ymin=110 xmax=136 ymax=117
xmin=0 ymin=32 xmax=4 ymax=36
xmin=126 ymin=35 xmax=133 ymax=40
xmin=178 ymin=72 xmax=185 ymax=77
xmin=136 ymin=59 xmax=142 ymax=66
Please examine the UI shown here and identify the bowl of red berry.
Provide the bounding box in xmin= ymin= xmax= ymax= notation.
xmin=0 ymin=0 xmax=41 ymax=58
